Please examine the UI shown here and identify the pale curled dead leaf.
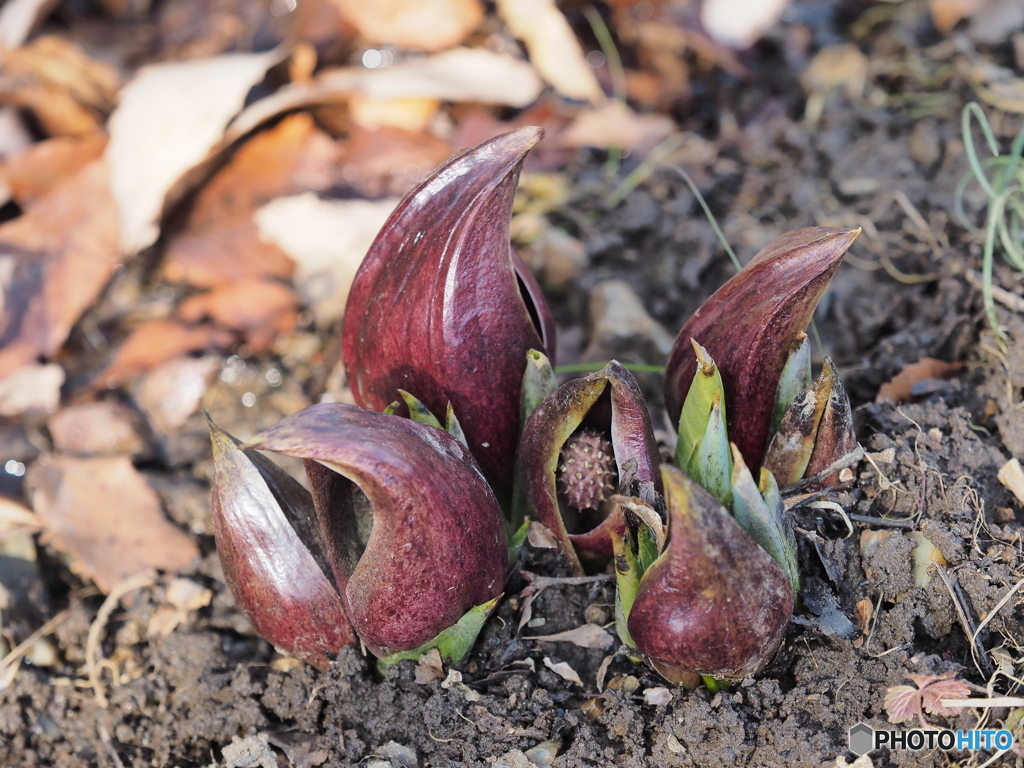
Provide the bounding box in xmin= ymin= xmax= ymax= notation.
xmin=0 ymin=0 xmax=59 ymax=51
xmin=700 ymin=0 xmax=789 ymax=48
xmin=106 ymin=50 xmax=282 ymax=255
xmin=527 ymin=521 xmax=558 ymax=549
xmin=0 ymin=363 xmax=63 ymax=416
xmin=542 ymin=657 xmax=582 ymax=686
xmin=415 ymin=648 xmax=445 ymax=684
xmin=998 ymin=458 xmax=1024 ymax=506
xmin=29 ymin=456 xmax=198 ymax=593
xmin=227 ymin=50 xmax=543 ymax=141
xmin=441 ymin=667 xmax=481 ymax=701
xmin=255 ymin=194 xmax=398 ymax=326
xmin=558 ymin=101 xmax=674 ymax=153
xmin=643 ymin=687 xmax=672 ymax=706
xmin=497 ymin=0 xmax=604 ymax=104
xmin=330 ymin=0 xmax=483 ymax=52
xmin=524 ymin=623 xmax=614 ymax=650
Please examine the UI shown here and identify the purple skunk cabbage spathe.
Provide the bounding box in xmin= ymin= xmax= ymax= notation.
xmin=627 ymin=466 xmax=793 ymax=681
xmin=342 ymin=128 xmax=555 ymax=499
xmin=208 ymin=418 xmax=355 ymax=670
xmin=519 ymin=361 xmax=664 ymax=575
xmin=664 ymin=227 xmax=859 ymax=472
xmin=245 ymin=404 xmax=508 ymax=658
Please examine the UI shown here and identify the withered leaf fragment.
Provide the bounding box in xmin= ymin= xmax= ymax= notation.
xmin=341 ymin=128 xmax=555 ymax=498
xmin=246 ymin=404 xmax=507 ymax=658
xmin=519 ymin=361 xmax=663 ymax=575
xmin=664 ymin=227 xmax=860 ymax=471
xmin=763 ymin=357 xmax=855 ymax=488
xmin=208 ymin=418 xmax=354 ymax=670
xmin=627 ymin=466 xmax=793 ymax=681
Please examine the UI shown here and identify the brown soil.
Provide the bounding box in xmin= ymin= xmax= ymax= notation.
xmin=3 ymin=2 xmax=1024 ymax=768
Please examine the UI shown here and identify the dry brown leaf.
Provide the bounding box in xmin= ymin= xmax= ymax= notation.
xmin=0 ymin=362 xmax=63 ymax=416
xmin=497 ymin=0 xmax=605 ymax=104
xmin=853 ymin=598 xmax=874 ymax=636
xmin=414 ymin=648 xmax=445 ymax=684
xmin=185 ymin=113 xmax=339 ymax=231
xmin=255 ymin=194 xmax=398 ymax=326
xmin=558 ymin=101 xmax=674 ymax=153
xmin=163 ymin=222 xmax=295 ymax=289
xmin=95 ymin=320 xmax=235 ymax=389
xmin=106 ymin=50 xmax=282 ymax=255
xmin=177 ymin=279 xmax=297 ymax=353
xmin=875 ymin=358 xmax=963 ymax=403
xmin=162 ymin=112 xmax=340 ymax=287
xmin=0 ymin=133 xmax=107 ymax=207
xmin=48 ymin=401 xmax=145 ymax=457
xmin=0 ymin=159 xmax=119 ymax=378
xmin=929 ymin=0 xmax=988 ymax=33
xmin=135 ymin=356 xmax=219 ymax=434
xmin=542 ymin=657 xmax=583 ymax=686
xmin=340 ymin=126 xmax=453 ymax=198
xmin=0 ymin=36 xmax=118 ymax=136
xmin=525 ymin=623 xmax=614 ymax=650
xmin=330 ymin=0 xmax=483 ymax=52
xmin=29 ymin=455 xmax=198 ymax=593
xmin=160 ymin=114 xmax=339 ymax=290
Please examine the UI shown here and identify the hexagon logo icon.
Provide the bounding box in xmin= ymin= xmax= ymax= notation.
xmin=849 ymin=722 xmax=874 ymax=756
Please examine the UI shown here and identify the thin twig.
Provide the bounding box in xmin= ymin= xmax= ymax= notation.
xmin=847 ymin=514 xmax=918 ymax=530
xmin=787 ymin=445 xmax=865 ymax=493
xmin=933 ymin=565 xmax=994 ymax=678
xmin=972 ymin=576 xmax=1024 ymax=644
xmin=0 ymin=609 xmax=72 ymax=690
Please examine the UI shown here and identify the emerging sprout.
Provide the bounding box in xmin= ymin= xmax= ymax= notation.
xmin=341 ymin=128 xmax=556 ymax=500
xmin=519 ymin=361 xmax=664 ymax=575
xmin=211 ymin=405 xmax=507 ymax=664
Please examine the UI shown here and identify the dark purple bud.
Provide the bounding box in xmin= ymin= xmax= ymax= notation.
xmin=627 ymin=466 xmax=793 ymax=680
xmin=246 ymin=404 xmax=507 ymax=658
xmin=519 ymin=361 xmax=663 ymax=575
xmin=341 ymin=128 xmax=555 ymax=499
xmin=665 ymin=227 xmax=860 ymax=471
xmin=208 ymin=417 xmax=354 ymax=670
